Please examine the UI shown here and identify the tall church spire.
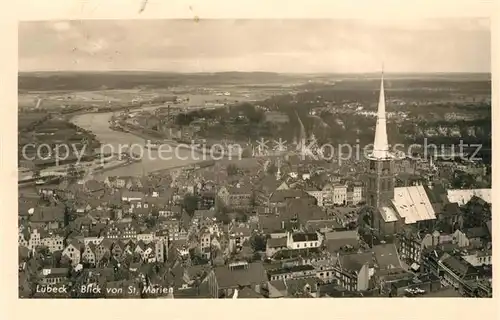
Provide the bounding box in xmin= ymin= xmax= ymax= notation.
xmin=371 ymin=69 xmax=391 ymax=159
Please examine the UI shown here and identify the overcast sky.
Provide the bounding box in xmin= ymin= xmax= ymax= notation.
xmin=19 ymin=19 xmax=490 ymax=73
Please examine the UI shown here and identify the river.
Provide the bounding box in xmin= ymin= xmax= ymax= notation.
xmin=71 ymin=111 xmax=204 ymax=179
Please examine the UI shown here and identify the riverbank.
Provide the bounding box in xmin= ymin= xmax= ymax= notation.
xmin=113 ymin=118 xmax=247 ymax=159
xmin=18 ymin=153 xmax=140 ymax=188
xmin=109 ymin=115 xmax=243 ymax=159
xmin=70 ymin=110 xmax=206 ymax=178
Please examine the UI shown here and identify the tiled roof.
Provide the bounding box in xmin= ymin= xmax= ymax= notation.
xmin=266 ymin=237 xmax=287 ymax=248
xmin=325 ymin=230 xmax=358 ymax=241
xmin=269 ymin=189 xmax=311 ymax=203
xmin=423 ymin=183 xmax=448 ymax=204
xmin=258 ymin=215 xmax=283 ymax=233
xmin=237 ymin=287 xmax=265 ymax=298
xmin=292 ymin=233 xmax=318 ymax=242
xmin=18 ymin=199 xmax=38 ymax=216
xmin=282 ymin=199 xmax=326 ymax=221
xmin=267 ymin=280 xmax=286 ymax=298
xmin=30 ymin=205 xmax=65 ymax=223
xmin=339 ymin=252 xmax=374 ymax=273
xmin=267 ymin=265 xmax=315 ymax=276
xmin=305 ymin=219 xmax=343 ymax=233
xmin=285 ymin=277 xmax=320 ymax=296
xmin=372 ymin=243 xmax=403 ymax=270
xmin=465 ymin=227 xmax=488 ymax=239
xmin=213 ymin=262 xmax=268 ymax=289
xmin=441 ymin=256 xmax=477 ymax=279
xmin=440 ymin=203 xmax=461 ymax=216
xmin=324 ymin=231 xmax=360 ymax=253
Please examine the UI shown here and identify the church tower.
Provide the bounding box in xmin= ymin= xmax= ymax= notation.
xmin=366 ymin=71 xmax=396 ymax=227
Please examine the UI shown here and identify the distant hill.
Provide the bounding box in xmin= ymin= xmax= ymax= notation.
xmin=17 ymin=71 xmax=297 ymax=92
xmin=18 ymin=71 xmax=491 ymax=93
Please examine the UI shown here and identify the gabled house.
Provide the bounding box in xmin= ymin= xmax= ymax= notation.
xmin=269 ymin=189 xmax=313 ymax=210
xmin=334 ymin=252 xmax=374 ymax=292
xmin=439 ymin=254 xmax=479 ymax=293
xmin=228 ymin=224 xmax=252 ymax=252
xmin=287 ymin=232 xmax=322 ymax=251
xmin=452 ymin=227 xmax=489 ymax=249
xmin=265 ymin=237 xmax=288 ymax=258
xmin=95 ymin=239 xmax=113 ymax=265
xmin=40 ymin=232 xmax=65 ymax=253
xmin=110 ymin=241 xmax=125 ymax=261
xmin=62 ymin=239 xmax=84 ymax=266
xmin=105 ymin=222 xmax=139 ymax=239
xmin=18 ymin=227 xmax=42 ymax=251
xmin=82 ymin=243 xmax=97 ymax=266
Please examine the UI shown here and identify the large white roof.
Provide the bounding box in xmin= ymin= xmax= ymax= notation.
xmin=391 ymin=186 xmax=436 ymax=224
xmin=447 ymin=189 xmax=491 ymax=206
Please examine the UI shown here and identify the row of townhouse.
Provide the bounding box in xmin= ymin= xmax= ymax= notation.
xmin=19 ymin=225 xmax=172 ymax=265
xmin=305 ymin=183 xmax=363 ymax=207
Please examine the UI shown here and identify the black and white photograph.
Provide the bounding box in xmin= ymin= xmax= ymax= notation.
xmin=17 ymin=16 xmax=492 ymax=299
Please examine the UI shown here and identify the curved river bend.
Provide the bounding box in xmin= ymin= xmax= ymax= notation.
xmin=71 ymin=111 xmax=202 ymax=179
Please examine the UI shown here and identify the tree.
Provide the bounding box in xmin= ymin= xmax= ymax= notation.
xmin=183 ymin=194 xmax=200 ymax=216
xmin=145 ymin=216 xmax=158 ymax=229
xmin=250 ymin=234 xmax=267 ymax=252
xmin=215 ymin=201 xmax=231 ymax=225
xmin=358 ymin=205 xmax=375 ymax=227
xmin=451 ymin=171 xmax=478 ymax=189
xmin=59 ymin=255 xmax=72 ymax=268
xmin=462 ymin=196 xmax=491 ymax=228
xmin=36 ymin=246 xmax=50 ymax=258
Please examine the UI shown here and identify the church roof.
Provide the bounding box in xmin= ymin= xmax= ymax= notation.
xmin=379 ymin=203 xmax=399 ymax=223
xmin=390 ymin=186 xmax=437 ymax=224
